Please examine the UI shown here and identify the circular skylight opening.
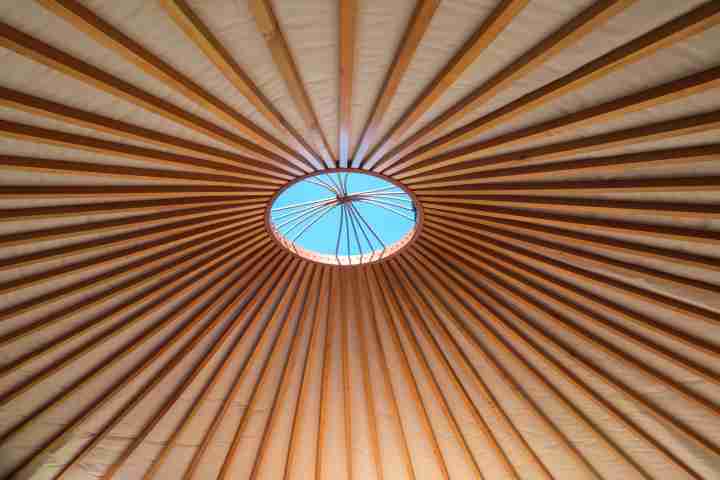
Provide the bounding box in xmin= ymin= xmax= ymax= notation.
xmin=268 ymin=170 xmax=420 ymax=265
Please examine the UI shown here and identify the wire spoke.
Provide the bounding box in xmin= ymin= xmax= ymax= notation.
xmin=306 ymin=178 xmax=340 ymax=194
xmin=282 ymin=203 xmax=332 ymax=237
xmin=356 ymin=198 xmax=416 ymax=222
xmin=354 ymin=195 xmax=414 ymax=209
xmin=327 ymin=173 xmax=345 ymax=195
xmin=272 ymin=199 xmax=336 ymax=222
xmin=344 ymin=204 xmax=352 ymax=263
xmin=349 ymin=202 xmax=387 ymax=259
xmin=274 ymin=200 xmax=337 ymax=228
xmin=335 ymin=202 xmax=346 ymax=265
xmin=271 ymin=195 xmax=336 ymax=213
xmin=278 ymin=202 xmax=335 ymax=234
xmin=346 ymin=202 xmax=366 ymax=263
xmin=350 ymin=205 xmax=377 ymax=261
xmin=357 ymin=192 xmax=411 ymax=200
xmin=342 ymin=173 xmax=351 ymax=197
xmin=351 ymin=185 xmax=402 ymax=196
xmin=291 ymin=204 xmax=337 ymax=243
xmin=360 ymin=197 xmax=416 ymax=213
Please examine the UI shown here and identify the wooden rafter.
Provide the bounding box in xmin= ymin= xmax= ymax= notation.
xmin=380 ymin=261 xmax=524 ymax=479
xmin=396 ymin=252 xmax=604 ymax=479
xmin=392 ymin=65 xmax=720 ymax=178
xmin=0 ymin=205 xmax=262 ymax=249
xmin=360 ymin=0 xmax=530 ymax=169
xmin=0 ymin=118 xmax=291 ymax=181
xmin=139 ymin=254 xmax=297 ymax=479
xmin=368 ymin=264 xmax=451 ymax=479
xmin=0 ymin=185 xmax=272 ymax=200
xmin=34 ymin=0 xmax=317 ymax=170
xmin=384 ymin=0 xmax=720 ymax=174
xmin=370 ymin=0 xmax=637 ymax=170
xmin=21 ymin=241 xmax=278 ymax=480
xmin=420 ymin=237 xmax=701 ymax=479
xmin=422 ymin=201 xmax=720 ymax=246
xmin=350 ymin=0 xmax=440 ymax=167
xmin=0 ymin=238 xmax=274 ymax=406
xmin=423 ymin=207 xmax=720 ymax=273
xmin=0 ymin=196 xmax=263 ymax=222
xmin=0 ymin=215 xmax=261 ymax=291
xmin=419 ymin=195 xmax=720 ymax=221
xmin=158 ymin=0 xmax=325 ymax=169
xmin=0 ymin=155 xmax=283 ymax=186
xmin=0 ymin=235 xmax=270 ymax=447
xmin=0 ymin=222 xmax=265 ymax=327
xmin=283 ymin=266 xmax=331 ymax=480
xmin=425 ymin=216 xmax=720 ymax=321
xmin=2 ymin=2 xmax=720 ymax=479
xmin=250 ymin=0 xmax=337 ymax=168
xmin=0 ymin=21 xmax=310 ymax=172
xmin=410 ymin=241 xmax=674 ymax=479
xmin=348 ymin=268 xmax=384 ymax=480
xmin=405 ymin=143 xmax=720 ymax=186
xmin=338 ymin=0 xmax=357 ymax=167
xmin=99 ymin=249 xmax=286 ymax=479
xmin=215 ymin=262 xmax=311 ymax=479
xmin=397 ymin=109 xmax=720 ymax=182
xmin=420 ymin=230 xmax=720 ymax=473
xmin=0 ymin=86 xmax=303 ymax=178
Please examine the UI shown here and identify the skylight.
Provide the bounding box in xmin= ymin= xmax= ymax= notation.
xmin=268 ymin=171 xmax=419 ymax=265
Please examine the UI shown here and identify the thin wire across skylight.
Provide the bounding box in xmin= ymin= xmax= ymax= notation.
xmin=269 ymin=172 xmax=418 ymax=265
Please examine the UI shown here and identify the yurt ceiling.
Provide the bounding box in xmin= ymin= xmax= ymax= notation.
xmin=1 ymin=0 xmax=719 ymax=478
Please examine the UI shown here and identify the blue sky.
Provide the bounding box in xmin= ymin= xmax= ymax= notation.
xmin=271 ymin=173 xmax=416 ymax=255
